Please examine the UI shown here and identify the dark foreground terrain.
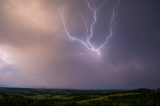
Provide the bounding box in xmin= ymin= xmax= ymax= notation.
xmin=0 ymin=87 xmax=159 ymax=106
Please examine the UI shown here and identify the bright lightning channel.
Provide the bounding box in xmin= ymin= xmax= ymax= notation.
xmin=61 ymin=0 xmax=120 ymax=56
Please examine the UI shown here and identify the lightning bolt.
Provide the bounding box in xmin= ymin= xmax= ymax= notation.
xmin=61 ymin=0 xmax=120 ymax=56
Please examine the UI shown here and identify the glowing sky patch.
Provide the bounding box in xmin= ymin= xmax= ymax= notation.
xmin=2 ymin=0 xmax=59 ymax=32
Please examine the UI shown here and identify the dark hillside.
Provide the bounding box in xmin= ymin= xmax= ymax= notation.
xmin=0 ymin=88 xmax=159 ymax=106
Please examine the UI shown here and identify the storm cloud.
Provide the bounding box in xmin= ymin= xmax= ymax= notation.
xmin=0 ymin=0 xmax=160 ymax=89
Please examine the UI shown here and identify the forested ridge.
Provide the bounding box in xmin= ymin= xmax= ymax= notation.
xmin=0 ymin=88 xmax=159 ymax=106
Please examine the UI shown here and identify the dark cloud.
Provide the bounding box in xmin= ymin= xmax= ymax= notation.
xmin=0 ymin=0 xmax=159 ymax=89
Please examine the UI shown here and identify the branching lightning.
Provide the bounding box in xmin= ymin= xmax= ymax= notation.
xmin=61 ymin=0 xmax=120 ymax=56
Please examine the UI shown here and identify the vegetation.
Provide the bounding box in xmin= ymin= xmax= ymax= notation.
xmin=0 ymin=87 xmax=159 ymax=106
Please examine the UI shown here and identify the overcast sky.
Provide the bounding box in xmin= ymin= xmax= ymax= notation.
xmin=0 ymin=0 xmax=160 ymax=89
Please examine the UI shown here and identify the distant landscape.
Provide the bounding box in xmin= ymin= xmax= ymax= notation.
xmin=0 ymin=87 xmax=159 ymax=106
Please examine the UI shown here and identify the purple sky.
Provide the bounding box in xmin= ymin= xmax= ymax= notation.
xmin=0 ymin=0 xmax=160 ymax=89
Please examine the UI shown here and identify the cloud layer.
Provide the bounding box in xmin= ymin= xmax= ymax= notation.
xmin=0 ymin=0 xmax=160 ymax=89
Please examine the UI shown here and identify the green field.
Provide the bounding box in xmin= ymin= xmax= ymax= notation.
xmin=0 ymin=88 xmax=159 ymax=106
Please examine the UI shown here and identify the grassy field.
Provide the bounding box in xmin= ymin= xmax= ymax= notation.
xmin=0 ymin=87 xmax=159 ymax=106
